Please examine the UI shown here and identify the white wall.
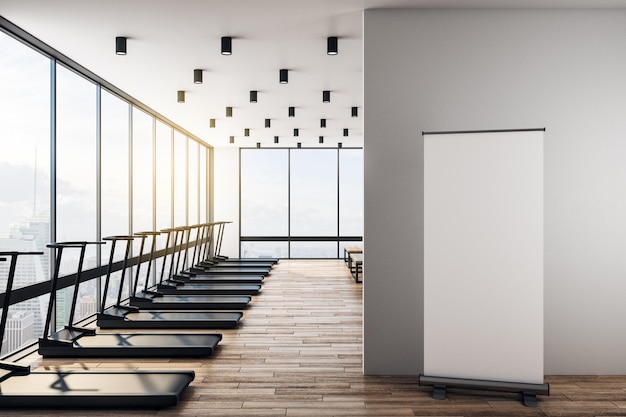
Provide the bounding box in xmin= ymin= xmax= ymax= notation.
xmin=213 ymin=146 xmax=240 ymax=258
xmin=364 ymin=9 xmax=626 ymax=375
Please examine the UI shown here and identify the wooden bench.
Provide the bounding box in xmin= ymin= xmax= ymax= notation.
xmin=343 ymin=246 xmax=362 ymax=265
xmin=349 ymin=253 xmax=363 ymax=283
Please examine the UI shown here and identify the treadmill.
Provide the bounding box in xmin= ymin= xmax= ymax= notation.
xmin=37 ymin=241 xmax=222 ymax=358
xmin=210 ymin=221 xmax=279 ymax=264
xmin=0 ymin=251 xmax=194 ymax=408
xmin=162 ymin=225 xmax=265 ymax=284
xmin=192 ymin=223 xmax=275 ymax=269
xmin=169 ymin=225 xmax=270 ymax=277
xmin=96 ymin=236 xmax=243 ymax=329
xmin=131 ymin=232 xmax=262 ymax=296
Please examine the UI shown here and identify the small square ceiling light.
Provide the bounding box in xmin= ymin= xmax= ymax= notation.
xmin=250 ymin=90 xmax=258 ymax=103
xmin=323 ymin=90 xmax=330 ymax=103
xmin=177 ymin=91 xmax=185 ymax=103
xmin=288 ymin=107 xmax=295 ymax=117
xmin=221 ymin=36 xmax=232 ymax=55
xmin=327 ymin=36 xmax=338 ymax=55
xmin=194 ymin=69 xmax=203 ymax=84
xmin=115 ymin=36 xmax=127 ymax=55
xmin=280 ymin=69 xmax=288 ymax=84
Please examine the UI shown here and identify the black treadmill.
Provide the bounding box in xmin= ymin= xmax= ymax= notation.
xmin=0 ymin=251 xmax=194 ymax=408
xmin=37 ymin=242 xmax=222 ymax=358
xmin=128 ymin=233 xmax=257 ymax=308
xmin=95 ymin=236 xmax=242 ymax=330
xmin=210 ymin=221 xmax=279 ymax=264
xmin=169 ymin=225 xmax=271 ymax=276
xmin=192 ymin=223 xmax=276 ymax=272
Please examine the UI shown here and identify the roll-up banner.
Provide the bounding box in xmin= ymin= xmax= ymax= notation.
xmin=423 ymin=129 xmax=544 ymax=386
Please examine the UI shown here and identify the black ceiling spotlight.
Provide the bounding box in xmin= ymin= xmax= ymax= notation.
xmin=274 ymin=136 xmax=279 ymax=144
xmin=210 ymin=119 xmax=216 ymax=128
xmin=320 ymin=118 xmax=326 ymax=128
xmin=297 ymin=142 xmax=302 ymax=148
xmin=256 ymin=142 xmax=261 ymax=148
xmin=323 ymin=90 xmax=331 ymax=103
xmin=351 ymin=106 xmax=358 ymax=117
xmin=327 ymin=36 xmax=338 ymax=55
xmin=177 ymin=90 xmax=185 ymax=103
xmin=288 ymin=107 xmax=295 ymax=117
xmin=244 ymin=128 xmax=250 ymax=137
xmin=343 ymin=128 xmax=349 ymax=137
xmin=293 ymin=128 xmax=299 ymax=137
xmin=338 ymin=142 xmax=343 ymax=148
xmin=250 ymin=90 xmax=258 ymax=103
xmin=193 ymin=69 xmax=203 ymax=84
xmin=226 ymin=106 xmax=233 ymax=117
xmin=221 ymin=36 xmax=232 ymax=55
xmin=280 ymin=69 xmax=288 ymax=84
xmin=229 ymin=136 xmax=235 ymax=144
xmin=265 ymin=119 xmax=271 ymax=128
xmin=319 ymin=136 xmax=324 ymax=144
xmin=115 ymin=36 xmax=127 ymax=55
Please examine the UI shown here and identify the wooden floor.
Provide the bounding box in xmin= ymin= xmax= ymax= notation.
xmin=8 ymin=260 xmax=626 ymax=416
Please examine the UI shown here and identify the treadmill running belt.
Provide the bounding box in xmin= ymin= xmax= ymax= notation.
xmin=97 ymin=310 xmax=243 ymax=329
xmin=131 ymin=294 xmax=250 ymax=309
xmin=39 ymin=333 xmax=222 ymax=358
xmin=0 ymin=371 xmax=194 ymax=408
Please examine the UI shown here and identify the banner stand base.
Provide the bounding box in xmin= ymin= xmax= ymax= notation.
xmin=419 ymin=374 xmax=550 ymax=408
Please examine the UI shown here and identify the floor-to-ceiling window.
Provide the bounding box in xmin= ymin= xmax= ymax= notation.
xmin=0 ymin=32 xmax=51 ymax=355
xmin=0 ymin=23 xmax=212 ymax=356
xmin=240 ymin=148 xmax=363 ymax=259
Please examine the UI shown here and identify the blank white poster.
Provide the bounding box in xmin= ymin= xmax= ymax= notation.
xmin=423 ymin=129 xmax=544 ymax=384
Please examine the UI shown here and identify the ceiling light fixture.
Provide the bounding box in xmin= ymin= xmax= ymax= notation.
xmin=280 ymin=69 xmax=288 ymax=84
xmin=320 ymin=118 xmax=326 ymax=128
xmin=327 ymin=36 xmax=338 ymax=55
xmin=210 ymin=119 xmax=216 ymax=128
xmin=194 ymin=69 xmax=203 ymax=84
xmin=115 ymin=36 xmax=127 ymax=55
xmin=297 ymin=142 xmax=302 ymax=148
xmin=351 ymin=107 xmax=358 ymax=117
xmin=343 ymin=128 xmax=349 ymax=137
xmin=265 ymin=119 xmax=271 ymax=128
xmin=294 ymin=128 xmax=299 ymax=137
xmin=319 ymin=136 xmax=324 ymax=144
xmin=244 ymin=128 xmax=250 ymax=137
xmin=221 ymin=36 xmax=232 ymax=55
xmin=288 ymin=107 xmax=295 ymax=117
xmin=338 ymin=142 xmax=343 ymax=148
xmin=250 ymin=90 xmax=258 ymax=103
xmin=229 ymin=136 xmax=235 ymax=144
xmin=274 ymin=136 xmax=279 ymax=144
xmin=177 ymin=91 xmax=185 ymax=103
xmin=323 ymin=90 xmax=331 ymax=103
xmin=226 ymin=107 xmax=233 ymax=117
xmin=256 ymin=142 xmax=261 ymax=148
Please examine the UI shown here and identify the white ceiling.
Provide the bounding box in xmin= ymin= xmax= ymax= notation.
xmin=2 ymin=0 xmax=626 ymax=148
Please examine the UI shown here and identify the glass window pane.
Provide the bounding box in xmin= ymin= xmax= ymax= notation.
xmin=188 ymin=140 xmax=199 ymax=225
xmin=55 ymin=65 xmax=98 ymax=325
xmin=240 ymin=149 xmax=288 ymax=236
xmin=101 ymin=89 xmax=129 ymax=242
xmin=156 ymin=121 xmax=172 ymax=233
xmin=1 ymin=295 xmax=48 ymax=356
xmin=240 ymin=241 xmax=288 ymax=259
xmin=132 ymin=107 xmax=153 ymax=235
xmin=290 ymin=149 xmax=337 ymax=236
xmin=173 ymin=132 xmax=187 ymax=226
xmin=290 ymin=242 xmax=337 ymax=258
xmin=199 ymin=147 xmax=207 ymax=223
xmin=339 ymin=149 xmax=364 ymax=237
xmin=0 ymin=33 xmax=51 ymax=288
